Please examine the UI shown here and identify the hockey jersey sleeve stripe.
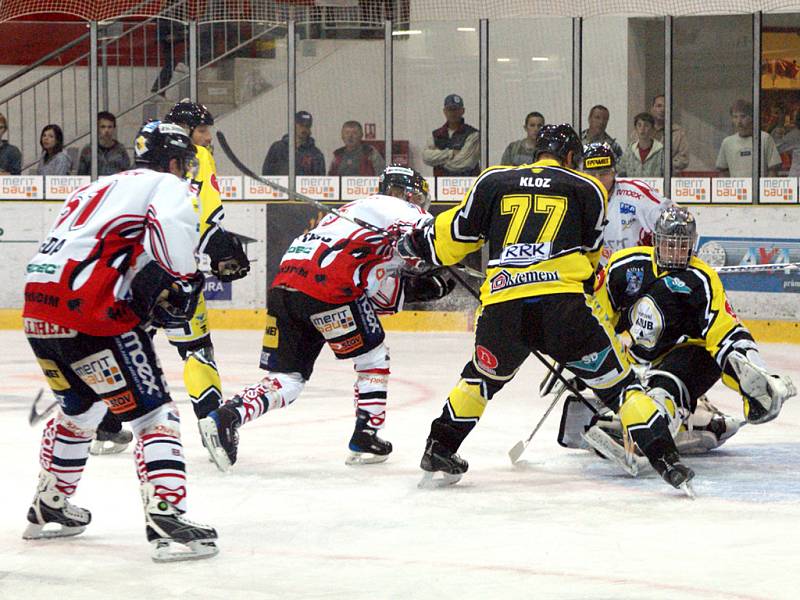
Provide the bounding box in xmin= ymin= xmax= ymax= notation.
xmin=626 ymin=179 xmax=663 ymax=204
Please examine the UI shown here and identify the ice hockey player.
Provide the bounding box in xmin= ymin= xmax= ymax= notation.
xmin=579 ymin=206 xmax=795 ymax=475
xmin=91 ymin=99 xmax=250 ymax=455
xmin=199 ymin=165 xmax=455 ymax=471
xmin=396 ymin=123 xmax=695 ymax=494
xmin=21 ymin=120 xmax=219 ymax=562
xmin=555 ymin=144 xmax=739 ymax=455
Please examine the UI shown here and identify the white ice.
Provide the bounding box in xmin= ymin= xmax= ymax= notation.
xmin=2 ymin=329 xmax=799 ymax=600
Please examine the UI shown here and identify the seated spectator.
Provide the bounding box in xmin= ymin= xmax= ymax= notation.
xmin=78 ymin=111 xmax=131 ymax=177
xmin=501 ymin=111 xmax=545 ymax=166
xmin=422 ymin=94 xmax=480 ymax=176
xmin=716 ymin=99 xmax=780 ymax=177
xmin=650 ymin=94 xmax=689 ymax=173
xmin=0 ymin=113 xmax=21 ymax=175
xmin=262 ymin=110 xmax=325 ymax=176
xmin=773 ymin=111 xmax=800 ymax=176
xmin=581 ymin=105 xmax=623 ymax=159
xmin=328 ymin=120 xmax=385 ymax=176
xmin=35 ymin=124 xmax=72 ymax=176
xmin=617 ymin=112 xmax=664 ymax=178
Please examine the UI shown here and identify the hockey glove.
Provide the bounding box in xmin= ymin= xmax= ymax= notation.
xmin=404 ymin=272 xmax=456 ymax=303
xmin=728 ymin=353 xmax=796 ymax=424
xmin=395 ymin=228 xmax=434 ymax=273
xmin=206 ymin=229 xmax=251 ymax=282
xmin=152 ymin=272 xmax=206 ymax=328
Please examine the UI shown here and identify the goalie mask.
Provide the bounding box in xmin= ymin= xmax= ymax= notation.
xmin=653 ymin=206 xmax=697 ymax=270
xmin=378 ymin=164 xmax=431 ymax=210
xmin=134 ymin=120 xmax=197 ymax=177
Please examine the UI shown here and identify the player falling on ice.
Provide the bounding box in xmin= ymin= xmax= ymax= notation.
xmin=22 ymin=121 xmax=218 ymax=562
xmin=199 ymin=165 xmax=455 ymax=470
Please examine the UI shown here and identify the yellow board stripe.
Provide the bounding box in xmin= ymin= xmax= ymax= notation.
xmin=2 ymin=308 xmax=799 ymax=339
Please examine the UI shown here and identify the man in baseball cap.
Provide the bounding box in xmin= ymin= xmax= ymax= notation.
xmin=422 ymin=94 xmax=480 ymax=176
xmin=262 ymin=109 xmax=325 ymax=175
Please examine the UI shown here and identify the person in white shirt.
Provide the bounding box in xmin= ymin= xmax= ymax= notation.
xmin=716 ymin=99 xmax=781 ymax=177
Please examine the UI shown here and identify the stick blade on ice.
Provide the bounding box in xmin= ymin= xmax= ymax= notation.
xmin=508 ymin=440 xmax=527 ymax=464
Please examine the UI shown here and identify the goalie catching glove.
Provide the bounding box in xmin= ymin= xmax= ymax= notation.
xmin=129 ymin=261 xmax=205 ymax=328
xmin=727 ymin=352 xmax=796 ymax=424
xmin=404 ymin=272 xmax=456 ymax=303
xmin=205 ymin=229 xmax=251 ymax=282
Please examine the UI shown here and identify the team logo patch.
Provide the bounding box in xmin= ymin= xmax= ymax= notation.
xmin=630 ymin=296 xmax=664 ymax=349
xmin=37 ymin=358 xmax=71 ymax=392
xmin=71 ymin=350 xmax=126 ymax=394
xmin=497 ymin=242 xmax=552 ymax=267
xmin=311 ymin=306 xmax=357 ymax=340
xmin=619 ymin=202 xmax=636 ymax=215
xmin=475 ymin=345 xmax=499 ymax=371
xmin=489 ymin=269 xmax=558 ymax=293
xmin=104 ymin=390 xmax=136 ymax=414
xmin=664 ymin=276 xmax=691 ymax=294
xmin=625 ymin=268 xmax=644 ymax=295
xmin=566 ymin=346 xmax=612 ymax=373
xmin=330 ymin=334 xmax=364 ymax=354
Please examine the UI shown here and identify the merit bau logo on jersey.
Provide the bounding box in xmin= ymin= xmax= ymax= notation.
xmin=70 ymin=350 xmax=126 ymax=394
xmin=489 ymin=268 xmax=559 ymax=293
xmin=310 ymin=306 xmax=357 ymax=339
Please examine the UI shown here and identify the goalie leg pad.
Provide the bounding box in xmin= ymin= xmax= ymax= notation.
xmin=728 ymin=352 xmax=796 ymax=424
xmin=676 ymin=396 xmax=745 ymax=454
xmin=558 ymin=394 xmax=606 ymax=449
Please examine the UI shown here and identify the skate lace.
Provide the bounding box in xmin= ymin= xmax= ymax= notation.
xmin=62 ymin=500 xmax=89 ymax=520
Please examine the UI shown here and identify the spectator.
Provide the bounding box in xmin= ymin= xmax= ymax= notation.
xmin=581 ymin=105 xmax=623 ymax=159
xmin=617 ymin=112 xmax=664 ymax=178
xmin=650 ymin=94 xmax=690 ymax=172
xmin=78 ymin=111 xmax=131 ymax=177
xmin=716 ymin=99 xmax=781 ymax=178
xmin=35 ymin=124 xmax=72 ymax=176
xmin=262 ymin=110 xmax=325 ymax=176
xmin=150 ymin=16 xmax=186 ymax=97
xmin=328 ymin=120 xmax=385 ymax=176
xmin=422 ymin=94 xmax=480 ymax=176
xmin=773 ymin=111 xmax=800 ymax=176
xmin=500 ymin=111 xmax=545 ymax=166
xmin=0 ymin=113 xmax=21 ymax=175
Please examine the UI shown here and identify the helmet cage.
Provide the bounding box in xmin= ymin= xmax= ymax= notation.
xmin=653 ymin=207 xmax=697 ymax=269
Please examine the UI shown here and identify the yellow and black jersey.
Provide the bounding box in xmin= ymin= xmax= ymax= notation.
xmin=422 ymin=158 xmax=608 ymax=306
xmin=595 ymin=246 xmax=754 ymax=370
xmin=193 ymin=144 xmax=225 ymax=254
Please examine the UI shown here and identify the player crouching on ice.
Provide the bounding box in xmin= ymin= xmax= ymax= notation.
xmin=567 ymin=206 xmax=796 ymax=484
xmin=22 ymin=121 xmax=218 ymax=562
xmin=199 ymin=165 xmax=455 ymax=471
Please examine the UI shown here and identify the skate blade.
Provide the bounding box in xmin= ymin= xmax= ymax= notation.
xmin=679 ymin=481 xmax=697 ymax=500
xmin=417 ymin=470 xmax=462 ymax=489
xmin=23 ymin=521 xmax=86 ymax=540
xmin=345 ymin=451 xmax=390 ymax=465
xmin=198 ymin=418 xmax=232 ymax=473
xmin=151 ymin=539 xmax=219 ymax=563
xmin=582 ymin=427 xmax=643 ymax=477
xmin=89 ymin=440 xmax=130 ymax=455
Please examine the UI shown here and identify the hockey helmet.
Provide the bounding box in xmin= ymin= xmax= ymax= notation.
xmin=164 ymin=99 xmax=214 ymax=133
xmin=653 ymin=206 xmax=697 ymax=269
xmin=581 ymin=142 xmax=616 ymax=172
xmin=378 ymin=164 xmax=431 ymax=210
xmin=533 ymin=123 xmax=583 ymax=165
xmin=134 ymin=120 xmax=197 ymax=175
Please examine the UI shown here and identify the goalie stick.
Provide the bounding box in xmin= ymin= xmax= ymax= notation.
xmin=28 ymin=389 xmax=58 ymax=427
xmin=214 ymin=131 xmax=485 ymax=280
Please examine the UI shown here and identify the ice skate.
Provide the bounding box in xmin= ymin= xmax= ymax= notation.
xmin=345 ymin=409 xmax=393 ymax=465
xmin=198 ymin=400 xmax=241 ymax=472
xmin=141 ymin=484 xmax=218 ymax=562
xmin=418 ymin=438 xmax=468 ymax=488
xmin=23 ymin=471 xmax=91 ymax=540
xmin=651 ymin=450 xmax=696 ymax=499
xmin=89 ymin=428 xmax=134 ymax=455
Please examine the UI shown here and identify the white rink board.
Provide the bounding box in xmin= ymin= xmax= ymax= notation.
xmin=1 ymin=331 xmax=799 ymax=599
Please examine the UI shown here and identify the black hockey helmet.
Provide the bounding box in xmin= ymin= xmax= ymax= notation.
xmin=164 ymin=98 xmax=214 ymax=133
xmin=533 ymin=123 xmax=583 ymax=165
xmin=653 ymin=206 xmax=697 ymax=269
xmin=134 ymin=120 xmax=197 ymax=174
xmin=581 ymin=142 xmax=616 ymax=171
xmin=378 ymin=164 xmax=431 ymax=210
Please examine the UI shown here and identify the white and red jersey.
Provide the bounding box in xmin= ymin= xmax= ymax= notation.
xmin=600 ymin=178 xmax=675 ymax=266
xmin=24 ymin=168 xmax=200 ymax=336
xmin=272 ymin=194 xmax=431 ymax=306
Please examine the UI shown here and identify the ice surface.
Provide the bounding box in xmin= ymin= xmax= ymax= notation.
xmin=2 ymin=329 xmax=798 ymax=599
